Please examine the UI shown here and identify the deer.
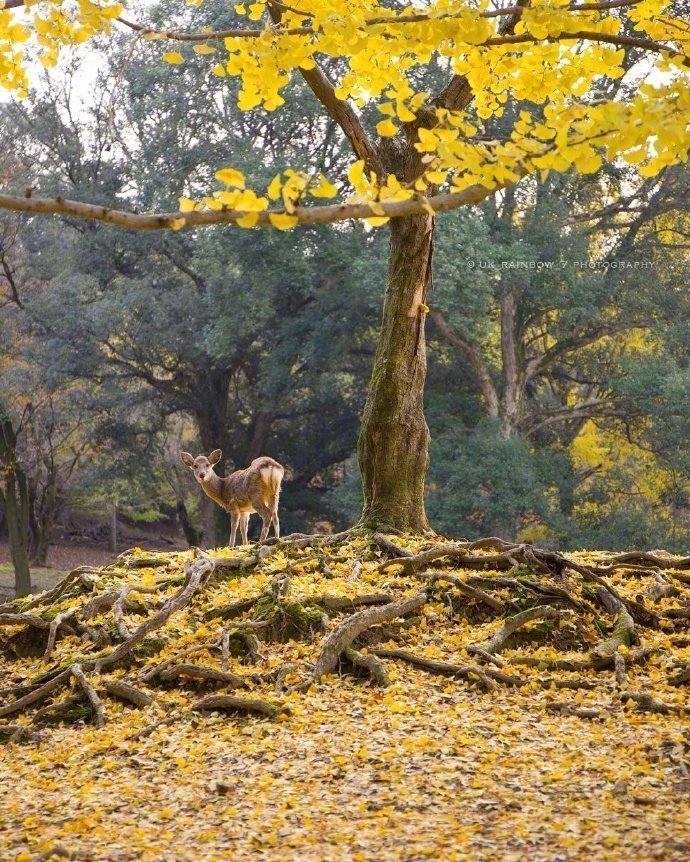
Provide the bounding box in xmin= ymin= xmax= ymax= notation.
xmin=180 ymin=449 xmax=284 ymax=547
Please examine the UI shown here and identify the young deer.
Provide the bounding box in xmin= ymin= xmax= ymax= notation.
xmin=181 ymin=449 xmax=284 ymax=547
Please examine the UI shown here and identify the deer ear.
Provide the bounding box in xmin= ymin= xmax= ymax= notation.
xmin=180 ymin=451 xmax=194 ymax=467
xmin=209 ymin=449 xmax=222 ymax=465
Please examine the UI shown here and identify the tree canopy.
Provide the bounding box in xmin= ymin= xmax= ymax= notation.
xmin=0 ymin=0 xmax=688 ymax=230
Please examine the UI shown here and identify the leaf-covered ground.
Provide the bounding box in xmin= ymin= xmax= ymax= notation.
xmin=1 ymin=532 xmax=689 ymax=861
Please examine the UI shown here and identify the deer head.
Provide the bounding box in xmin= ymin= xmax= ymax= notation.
xmin=180 ymin=449 xmax=222 ymax=486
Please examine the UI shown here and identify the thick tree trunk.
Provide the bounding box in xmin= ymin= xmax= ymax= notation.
xmin=245 ymin=412 xmax=273 ymax=463
xmin=357 ymin=213 xmax=434 ymax=533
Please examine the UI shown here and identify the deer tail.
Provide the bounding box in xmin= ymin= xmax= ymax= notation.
xmin=260 ymin=463 xmax=284 ymax=508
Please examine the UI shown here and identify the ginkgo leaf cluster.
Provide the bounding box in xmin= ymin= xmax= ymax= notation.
xmin=0 ymin=1 xmax=689 ymax=228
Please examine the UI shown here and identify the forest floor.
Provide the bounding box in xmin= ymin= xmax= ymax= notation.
xmin=1 ymin=533 xmax=689 ymax=861
xmin=0 ymin=541 xmax=181 ymax=598
xmin=0 ymin=542 xmax=115 ymax=603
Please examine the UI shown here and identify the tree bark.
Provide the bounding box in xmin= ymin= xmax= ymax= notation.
xmin=0 ymin=420 xmax=31 ymax=596
xmin=176 ymin=499 xmax=201 ymax=547
xmin=195 ymin=393 xmax=232 ymax=547
xmin=357 ymin=212 xmax=434 ymax=533
xmin=500 ymin=290 xmax=522 ymax=438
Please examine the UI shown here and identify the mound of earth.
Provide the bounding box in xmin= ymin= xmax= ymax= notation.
xmin=1 ymin=531 xmax=689 ymax=860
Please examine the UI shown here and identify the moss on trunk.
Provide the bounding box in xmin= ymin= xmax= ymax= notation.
xmin=357 ymin=212 xmax=434 ymax=534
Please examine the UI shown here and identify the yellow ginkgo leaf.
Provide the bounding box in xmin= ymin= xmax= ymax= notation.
xmin=162 ymin=52 xmax=184 ymax=65
xmin=309 ymin=175 xmax=338 ymax=198
xmin=236 ymin=211 xmax=260 ymax=228
xmin=215 ymin=168 xmax=246 ymax=189
xmin=193 ymin=44 xmax=216 ymax=55
xmin=376 ymin=118 xmax=398 ymax=137
xmin=267 ymin=174 xmax=283 ymax=200
xmin=178 ymin=196 xmax=196 ymax=213
xmin=269 ymin=212 xmax=298 ymax=231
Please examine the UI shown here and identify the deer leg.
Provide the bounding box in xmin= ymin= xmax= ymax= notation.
xmin=258 ymin=507 xmax=272 ymax=542
xmin=271 ymin=503 xmax=280 ymax=540
xmin=229 ymin=510 xmax=239 ymax=548
xmin=240 ymin=513 xmax=250 ymax=546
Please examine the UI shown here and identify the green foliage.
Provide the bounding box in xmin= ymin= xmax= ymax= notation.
xmin=426 ymin=420 xmax=564 ymax=541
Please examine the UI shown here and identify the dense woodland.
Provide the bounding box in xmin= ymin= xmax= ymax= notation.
xmin=2 ymin=2 xmax=690 ymax=569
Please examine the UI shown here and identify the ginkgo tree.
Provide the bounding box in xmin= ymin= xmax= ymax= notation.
xmin=0 ymin=0 xmax=689 ymax=533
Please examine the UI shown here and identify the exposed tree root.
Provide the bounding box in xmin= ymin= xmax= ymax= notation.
xmin=103 ymin=680 xmax=153 ymax=708
xmin=622 ymin=691 xmax=690 ymax=715
xmin=71 ymin=664 xmax=106 ymax=728
xmin=0 ymin=668 xmax=73 ymax=719
xmin=510 ymin=646 xmax=658 ymax=673
xmin=369 ymin=647 xmax=518 ymax=689
xmin=274 ymin=662 xmax=303 ymax=693
xmin=469 ymin=606 xmax=564 ymax=656
xmin=424 ymin=572 xmax=504 ymax=612
xmin=0 ymin=613 xmax=76 ymax=635
xmin=312 ymin=593 xmax=428 ymax=681
xmin=371 ymin=534 xmax=413 ymax=559
xmin=343 ymin=648 xmax=391 ymax=687
xmin=261 ymin=530 xmax=352 ymax=550
xmin=370 ymin=647 xmax=596 ymax=691
xmin=544 ymin=702 xmax=602 ymax=719
xmin=223 ymin=628 xmax=262 ymax=665
xmin=204 ymin=596 xmax=259 ymax=621
xmin=158 ymin=663 xmax=246 ymax=687
xmin=1 ymin=535 xmax=689 ymax=739
xmin=305 ymin=593 xmax=394 ymax=612
xmin=591 ymin=589 xmax=636 ymax=659
xmin=600 ymin=552 xmax=690 ymax=571
xmin=192 ymin=694 xmax=286 ymax=718
xmin=669 ymin=665 xmax=690 ymax=686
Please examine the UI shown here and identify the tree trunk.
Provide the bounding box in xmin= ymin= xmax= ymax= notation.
xmin=1 ymin=473 xmax=31 ymax=597
xmin=28 ymin=481 xmax=55 ymax=567
xmin=500 ymin=290 xmax=522 ymax=439
xmin=109 ymin=502 xmax=118 ymax=554
xmin=245 ymin=411 xmax=274 ymax=462
xmin=196 ymin=404 xmax=231 ymax=547
xmin=0 ymin=419 xmax=31 ymax=596
xmin=177 ymin=499 xmax=201 ymax=547
xmin=357 ymin=212 xmax=434 ymax=533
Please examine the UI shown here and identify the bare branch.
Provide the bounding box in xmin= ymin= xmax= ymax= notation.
xmin=429 ymin=310 xmax=499 ymax=416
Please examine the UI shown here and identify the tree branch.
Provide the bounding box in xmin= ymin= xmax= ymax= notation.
xmin=267 ymin=4 xmax=384 ymax=179
xmin=112 ymin=2 xmax=648 ymax=43
xmin=434 ymin=0 xmax=532 ymax=111
xmin=0 ymin=180 xmax=522 ymax=232
xmin=429 ymin=310 xmax=500 ymax=416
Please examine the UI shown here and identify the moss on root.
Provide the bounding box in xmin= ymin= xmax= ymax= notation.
xmin=253 ymin=597 xmax=326 ymax=642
